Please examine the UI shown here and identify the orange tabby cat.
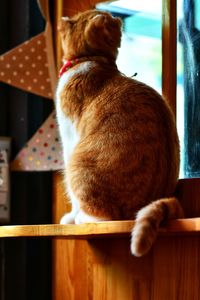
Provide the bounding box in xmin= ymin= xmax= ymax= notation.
xmin=56 ymin=9 xmax=184 ymax=256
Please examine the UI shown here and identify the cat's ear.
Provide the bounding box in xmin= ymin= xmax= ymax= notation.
xmin=58 ymin=17 xmax=75 ymax=32
xmin=85 ymin=14 xmax=122 ymax=49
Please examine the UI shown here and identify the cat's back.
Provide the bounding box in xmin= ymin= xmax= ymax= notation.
xmin=72 ymin=65 xmax=179 ymax=205
xmin=83 ymin=67 xmax=177 ymax=142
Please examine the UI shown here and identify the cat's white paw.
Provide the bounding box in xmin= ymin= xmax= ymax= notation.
xmin=75 ymin=210 xmax=102 ymax=224
xmin=60 ymin=212 xmax=76 ymax=224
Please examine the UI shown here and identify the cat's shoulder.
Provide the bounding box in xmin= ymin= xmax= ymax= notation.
xmin=56 ymin=61 xmax=95 ymax=98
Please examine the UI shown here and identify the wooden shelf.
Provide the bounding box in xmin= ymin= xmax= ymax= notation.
xmin=0 ymin=218 xmax=200 ymax=239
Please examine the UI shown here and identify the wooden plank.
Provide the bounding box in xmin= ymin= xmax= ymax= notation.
xmin=1 ymin=218 xmax=200 ymax=238
xmin=162 ymin=0 xmax=177 ymax=114
xmin=53 ymin=236 xmax=200 ymax=300
xmin=176 ymin=178 xmax=200 ymax=218
xmin=152 ymin=235 xmax=200 ymax=299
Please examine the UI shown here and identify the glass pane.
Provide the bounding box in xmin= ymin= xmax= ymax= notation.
xmin=96 ymin=0 xmax=162 ymax=93
xmin=177 ymin=0 xmax=200 ymax=178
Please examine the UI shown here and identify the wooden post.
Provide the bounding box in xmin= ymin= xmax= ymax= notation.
xmin=162 ymin=0 xmax=177 ymax=115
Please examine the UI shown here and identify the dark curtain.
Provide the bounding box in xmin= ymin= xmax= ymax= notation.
xmin=0 ymin=1 xmax=53 ymax=299
xmin=179 ymin=0 xmax=200 ymax=177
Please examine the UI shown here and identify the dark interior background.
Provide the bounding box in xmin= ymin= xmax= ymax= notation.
xmin=0 ymin=1 xmax=53 ymax=299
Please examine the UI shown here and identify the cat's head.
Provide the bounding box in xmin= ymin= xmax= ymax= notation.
xmin=58 ymin=10 xmax=122 ymax=61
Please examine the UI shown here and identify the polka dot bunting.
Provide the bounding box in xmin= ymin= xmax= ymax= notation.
xmin=0 ymin=11 xmax=58 ymax=171
xmin=11 ymin=111 xmax=64 ymax=171
xmin=0 ymin=25 xmax=57 ymax=99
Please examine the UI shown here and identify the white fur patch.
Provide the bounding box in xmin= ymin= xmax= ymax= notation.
xmin=56 ymin=107 xmax=79 ymax=166
xmin=61 ymin=16 xmax=69 ymax=21
xmin=56 ymin=62 xmax=93 ymax=165
xmin=56 ymin=61 xmax=94 ymax=223
xmin=59 ymin=183 xmax=80 ymax=224
xmin=75 ymin=210 xmax=105 ymax=224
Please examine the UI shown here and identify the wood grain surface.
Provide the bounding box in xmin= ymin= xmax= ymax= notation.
xmin=52 ymin=235 xmax=200 ymax=300
xmin=1 ymin=218 xmax=200 ymax=238
xmin=162 ymin=0 xmax=177 ymax=114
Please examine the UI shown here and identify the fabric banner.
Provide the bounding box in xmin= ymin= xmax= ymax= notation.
xmin=11 ymin=111 xmax=64 ymax=171
xmin=0 ymin=24 xmax=57 ymax=99
xmin=0 ymin=0 xmax=63 ymax=171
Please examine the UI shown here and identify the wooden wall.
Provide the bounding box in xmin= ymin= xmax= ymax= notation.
xmin=52 ymin=233 xmax=200 ymax=299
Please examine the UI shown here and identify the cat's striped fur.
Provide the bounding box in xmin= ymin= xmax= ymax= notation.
xmin=56 ymin=10 xmax=184 ymax=256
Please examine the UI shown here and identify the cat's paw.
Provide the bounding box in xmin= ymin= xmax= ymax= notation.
xmin=60 ymin=212 xmax=76 ymax=224
xmin=75 ymin=210 xmax=102 ymax=224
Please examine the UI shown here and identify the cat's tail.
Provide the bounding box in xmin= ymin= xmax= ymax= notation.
xmin=131 ymin=197 xmax=184 ymax=257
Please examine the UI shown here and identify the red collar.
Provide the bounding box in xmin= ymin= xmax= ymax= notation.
xmin=59 ymin=56 xmax=115 ymax=77
xmin=59 ymin=59 xmax=78 ymax=77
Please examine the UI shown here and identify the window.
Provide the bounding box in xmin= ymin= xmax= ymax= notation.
xmin=97 ymin=0 xmax=200 ymax=179
xmin=96 ymin=0 xmax=162 ymax=92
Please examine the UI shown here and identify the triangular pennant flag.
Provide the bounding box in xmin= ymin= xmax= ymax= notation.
xmin=11 ymin=111 xmax=64 ymax=171
xmin=0 ymin=24 xmax=57 ymax=99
